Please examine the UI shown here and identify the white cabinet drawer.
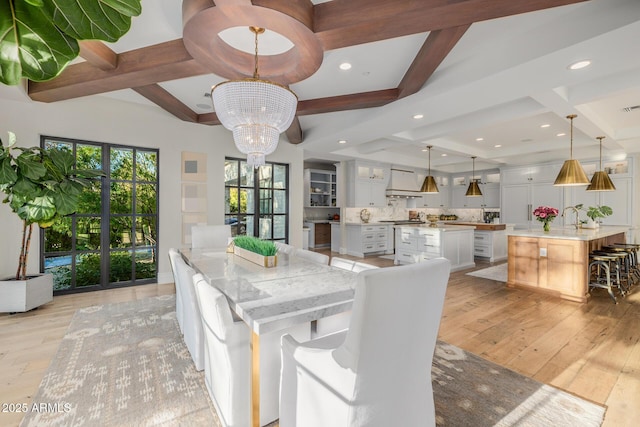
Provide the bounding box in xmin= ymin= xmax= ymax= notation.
xmin=362 ymin=232 xmax=387 ymax=243
xmin=474 ymin=232 xmax=491 ymax=244
xmin=396 ymin=238 xmax=417 ymax=251
xmin=362 ymin=225 xmax=387 ymax=233
xmin=417 ymin=239 xmax=441 ymax=255
xmin=397 ymin=229 xmax=417 ymax=242
xmin=363 ymin=242 xmax=377 ymax=252
xmin=375 ymin=241 xmax=387 ymax=251
xmin=395 ymin=250 xmax=419 ymax=264
xmin=474 ymin=245 xmax=491 ymax=257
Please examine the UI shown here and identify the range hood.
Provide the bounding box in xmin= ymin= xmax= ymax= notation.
xmin=386 ymin=168 xmax=422 ymax=198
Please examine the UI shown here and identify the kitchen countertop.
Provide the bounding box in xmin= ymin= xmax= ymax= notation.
xmin=443 ymin=221 xmax=507 ymax=231
xmin=507 ymin=225 xmax=629 ymax=241
xmin=304 ymin=219 xmax=332 ymax=223
xmin=393 ymin=224 xmax=476 ymax=232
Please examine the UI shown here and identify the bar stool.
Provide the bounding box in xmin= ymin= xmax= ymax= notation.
xmin=588 ymin=253 xmax=618 ymax=303
xmin=600 ymin=246 xmax=634 ymax=292
xmin=592 ymin=250 xmax=628 ymax=296
xmin=609 ymin=244 xmax=640 ymax=285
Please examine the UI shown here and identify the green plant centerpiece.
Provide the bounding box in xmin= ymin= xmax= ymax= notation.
xmin=585 ymin=205 xmax=613 ymax=222
xmin=0 ymin=132 xmax=105 ymax=280
xmin=232 ymin=236 xmax=278 ymax=268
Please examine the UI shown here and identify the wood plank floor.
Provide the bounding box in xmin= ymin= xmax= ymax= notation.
xmin=1 ymin=253 xmax=638 ymax=426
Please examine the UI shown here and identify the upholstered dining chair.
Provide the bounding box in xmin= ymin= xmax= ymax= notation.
xmin=191 ymin=224 xmax=231 ymax=250
xmin=193 ymin=274 xmax=310 ymax=426
xmin=293 ymin=248 xmax=330 ymax=265
xmin=352 ymin=261 xmax=379 ymax=272
xmin=275 ymin=241 xmax=295 ymax=255
xmin=329 ymin=257 xmax=356 ymax=271
xmin=168 ymin=248 xmax=184 ymax=334
xmin=279 ymin=257 xmax=451 ymax=427
xmin=172 ymin=253 xmax=205 ymax=371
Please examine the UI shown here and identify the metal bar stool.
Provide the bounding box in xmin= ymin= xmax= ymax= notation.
xmin=601 ymin=246 xmax=634 ymax=292
xmin=609 ymin=243 xmax=640 ymax=285
xmin=588 ymin=253 xmax=617 ymax=303
xmin=592 ymin=250 xmax=628 ymax=296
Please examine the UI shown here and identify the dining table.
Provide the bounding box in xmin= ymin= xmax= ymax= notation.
xmin=180 ymin=247 xmax=358 ymax=427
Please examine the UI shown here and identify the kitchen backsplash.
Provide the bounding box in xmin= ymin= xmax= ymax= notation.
xmin=344 ymin=206 xmax=499 ymax=223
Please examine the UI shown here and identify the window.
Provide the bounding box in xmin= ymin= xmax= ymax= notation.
xmin=224 ymin=158 xmax=289 ymax=242
xmin=41 ymin=136 xmax=159 ymax=294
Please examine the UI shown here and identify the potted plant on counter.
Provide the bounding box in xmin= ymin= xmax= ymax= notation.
xmin=0 ymin=132 xmax=105 ymax=312
xmin=583 ymin=205 xmax=613 ymax=228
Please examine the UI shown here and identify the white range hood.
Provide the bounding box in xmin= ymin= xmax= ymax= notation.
xmin=385 ymin=168 xmax=422 ymax=198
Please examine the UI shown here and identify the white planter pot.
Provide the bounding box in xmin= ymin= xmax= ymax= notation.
xmin=0 ymin=274 xmax=54 ymax=313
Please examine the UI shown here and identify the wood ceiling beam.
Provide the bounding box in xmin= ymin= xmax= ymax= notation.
xmin=285 ymin=117 xmax=303 ymax=145
xmin=296 ymin=89 xmax=399 ymax=116
xmin=314 ymin=0 xmax=588 ymax=50
xmin=196 ymin=112 xmax=221 ymax=126
xmin=79 ymin=41 xmax=118 ymax=71
xmin=28 ymin=39 xmax=209 ymax=102
xmin=397 ymin=24 xmax=470 ymax=100
xmin=132 ymin=84 xmax=199 ymax=123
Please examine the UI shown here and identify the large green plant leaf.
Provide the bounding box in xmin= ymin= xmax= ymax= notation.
xmin=0 ymin=157 xmax=17 ymax=184
xmin=17 ymin=194 xmax=56 ymax=223
xmin=0 ymin=0 xmax=142 ymax=85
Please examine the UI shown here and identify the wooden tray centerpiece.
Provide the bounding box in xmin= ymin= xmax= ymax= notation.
xmin=232 ymin=236 xmax=278 ymax=268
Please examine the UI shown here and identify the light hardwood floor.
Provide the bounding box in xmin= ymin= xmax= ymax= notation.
xmin=1 ymin=254 xmax=638 ymax=426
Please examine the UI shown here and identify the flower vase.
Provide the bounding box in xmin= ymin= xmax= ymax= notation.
xmin=543 ymin=222 xmax=551 ymax=232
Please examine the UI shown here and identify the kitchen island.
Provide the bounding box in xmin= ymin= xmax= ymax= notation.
xmin=394 ymin=224 xmax=475 ymax=271
xmin=507 ymin=226 xmax=628 ymax=302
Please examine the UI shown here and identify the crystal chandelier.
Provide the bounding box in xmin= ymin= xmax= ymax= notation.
xmin=211 ymin=27 xmax=298 ymax=167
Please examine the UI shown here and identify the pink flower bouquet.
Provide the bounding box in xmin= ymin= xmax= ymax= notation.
xmin=533 ymin=206 xmax=558 ymax=231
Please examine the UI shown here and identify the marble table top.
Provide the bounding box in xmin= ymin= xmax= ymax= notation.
xmin=507 ymin=225 xmax=629 ymax=241
xmin=180 ymin=248 xmax=357 ymax=334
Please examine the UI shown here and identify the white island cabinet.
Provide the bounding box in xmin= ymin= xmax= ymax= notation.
xmin=394 ymin=225 xmax=475 ymax=271
xmin=345 ymin=223 xmax=393 ymax=257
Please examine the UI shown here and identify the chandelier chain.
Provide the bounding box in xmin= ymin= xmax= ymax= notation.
xmin=254 ymin=28 xmax=260 ymax=79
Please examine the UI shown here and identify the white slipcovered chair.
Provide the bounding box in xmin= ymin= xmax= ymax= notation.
xmin=193 ymin=274 xmax=310 ymax=426
xmin=168 ymin=248 xmax=184 ymax=334
xmin=279 ymin=258 xmax=451 ymax=427
xmin=352 ymin=261 xmax=379 ymax=272
xmin=293 ymin=248 xmax=329 ymax=265
xmin=172 ymin=253 xmax=205 ymax=371
xmin=275 ymin=241 xmax=295 ymax=255
xmin=329 ymin=257 xmax=355 ymax=271
xmin=191 ymin=224 xmax=231 ymax=250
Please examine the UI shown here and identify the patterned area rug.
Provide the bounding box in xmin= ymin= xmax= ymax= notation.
xmin=466 ymin=262 xmax=508 ymax=282
xmin=22 ymin=295 xmax=606 ymax=426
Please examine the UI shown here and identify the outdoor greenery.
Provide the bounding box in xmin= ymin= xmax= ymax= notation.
xmin=233 ymin=236 xmax=277 ymax=256
xmin=0 ymin=0 xmax=142 ymax=85
xmin=0 ymin=132 xmax=104 ymax=280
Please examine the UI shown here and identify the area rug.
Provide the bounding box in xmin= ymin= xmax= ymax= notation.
xmin=466 ymin=262 xmax=508 ymax=282
xmin=22 ymin=295 xmax=606 ymax=426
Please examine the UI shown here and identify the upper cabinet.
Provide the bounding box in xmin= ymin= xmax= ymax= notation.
xmin=346 ymin=161 xmax=391 ymax=207
xmin=418 ymin=174 xmax=450 ymax=208
xmin=450 ymin=169 xmax=500 ymax=208
xmin=304 ymin=169 xmax=338 ymax=207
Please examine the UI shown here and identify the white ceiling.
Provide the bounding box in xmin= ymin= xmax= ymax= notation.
xmin=3 ymin=0 xmax=640 ymax=173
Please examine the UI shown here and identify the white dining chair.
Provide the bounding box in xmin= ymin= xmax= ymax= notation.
xmin=275 ymin=241 xmax=295 ymax=255
xmin=173 ymin=254 xmax=205 ymax=371
xmin=329 ymin=257 xmax=355 ymax=271
xmin=279 ymin=257 xmax=451 ymax=427
xmin=191 ymin=224 xmax=231 ymax=250
xmin=293 ymin=248 xmax=329 ymax=265
xmin=193 ymin=274 xmax=311 ymax=426
xmin=352 ymin=261 xmax=379 ymax=272
xmin=168 ymin=248 xmax=184 ymax=334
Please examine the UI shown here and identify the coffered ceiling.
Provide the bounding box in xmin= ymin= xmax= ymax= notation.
xmin=2 ymin=0 xmax=639 ymax=173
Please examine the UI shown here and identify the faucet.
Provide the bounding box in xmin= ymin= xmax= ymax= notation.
xmin=562 ymin=206 xmax=580 ymax=229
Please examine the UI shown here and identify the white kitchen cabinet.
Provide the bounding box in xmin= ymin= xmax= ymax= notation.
xmin=330 ymin=222 xmax=341 ymax=253
xmin=304 ymin=169 xmax=337 ymax=207
xmin=346 ymin=161 xmax=390 ymax=207
xmin=417 ymin=173 xmax=450 ymax=208
xmin=473 ymin=229 xmax=508 ymax=262
xmin=394 ymin=226 xmax=475 ymax=272
xmin=450 ymin=170 xmax=499 ymax=208
xmin=345 ymin=224 xmax=392 ymax=257
xmin=601 ymin=176 xmax=632 ymax=226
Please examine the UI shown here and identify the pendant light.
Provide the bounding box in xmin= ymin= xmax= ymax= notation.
xmin=211 ymin=27 xmax=298 ymax=168
xmin=465 ymin=156 xmax=482 ymax=197
xmin=586 ymin=136 xmax=616 ymax=191
xmin=553 ymin=114 xmax=590 ymax=186
xmin=420 ymin=145 xmax=439 ymax=193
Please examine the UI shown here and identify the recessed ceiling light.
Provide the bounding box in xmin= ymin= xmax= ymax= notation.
xmin=557 ymin=132 xmax=566 ymax=137
xmin=540 ymin=124 xmax=550 ymax=128
xmin=339 ymin=62 xmax=352 ymax=70
xmin=413 ymin=114 xmax=424 ymax=119
xmin=421 ymin=148 xmax=428 ymax=152
xmin=338 ymin=139 xmax=347 ymax=144
xmin=494 ymin=144 xmax=502 ymax=148
xmin=441 ymin=153 xmax=447 ymax=157
xmin=568 ymin=60 xmax=591 ymax=70
xmin=476 ymin=137 xmax=484 ymax=142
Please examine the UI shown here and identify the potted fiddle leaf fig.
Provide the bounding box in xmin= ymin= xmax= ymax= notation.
xmin=0 ymin=132 xmax=105 ymax=312
xmin=0 ymin=0 xmax=142 ymax=85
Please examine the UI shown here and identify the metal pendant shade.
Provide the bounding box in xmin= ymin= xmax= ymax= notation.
xmin=554 ymin=114 xmax=590 ymax=186
xmin=586 ymin=136 xmax=616 ymax=191
xmin=420 ymin=145 xmax=439 ymax=193
xmin=211 ymin=27 xmax=298 ymax=167
xmin=465 ymin=156 xmax=482 ymax=196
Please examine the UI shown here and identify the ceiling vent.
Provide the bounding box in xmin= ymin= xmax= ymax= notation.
xmin=622 ymin=105 xmax=640 ymax=112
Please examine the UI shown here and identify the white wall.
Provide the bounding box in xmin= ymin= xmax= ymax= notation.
xmin=0 ymin=96 xmax=304 ymax=283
